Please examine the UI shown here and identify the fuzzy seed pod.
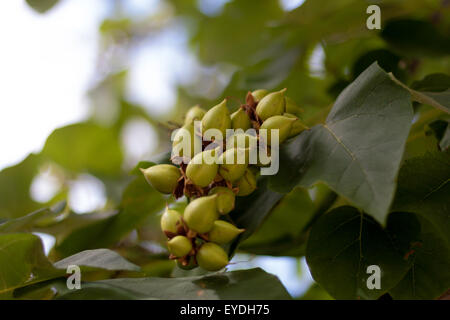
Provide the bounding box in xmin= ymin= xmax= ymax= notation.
xmin=260 ymin=115 xmax=296 ymax=145
xmin=184 ymin=105 xmax=206 ymax=125
xmin=201 ymin=99 xmax=231 ymax=137
xmin=255 ymin=88 xmax=286 ymax=121
xmin=231 ymin=108 xmax=252 ymax=131
xmin=218 ymin=148 xmax=248 ymax=182
xmin=209 ymin=186 xmax=235 ymax=215
xmin=186 ymin=149 xmax=218 ymax=187
xmin=141 ymin=164 xmax=181 ymax=194
xmin=284 ymin=113 xmax=308 ymax=137
xmin=285 ymin=97 xmax=304 ymax=116
xmin=251 ymin=89 xmax=269 ymax=102
xmin=183 ymin=195 xmax=219 ymax=233
xmin=172 ymin=123 xmax=201 ymax=160
xmin=196 ymin=242 xmax=229 ymax=271
xmin=160 ymin=208 xmax=182 ymax=234
xmin=167 ymin=236 xmax=192 ymax=258
xmin=208 ymin=220 xmax=244 ymax=244
xmin=235 ymin=168 xmax=257 ymax=196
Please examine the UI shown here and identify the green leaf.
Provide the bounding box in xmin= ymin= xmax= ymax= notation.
xmin=54 ymin=249 xmax=140 ymax=272
xmin=0 ymin=201 xmax=66 ymax=234
xmin=56 ymin=268 xmax=291 ymax=300
xmin=270 ymin=63 xmax=413 ymax=224
xmin=381 ymin=19 xmax=450 ymax=57
xmin=229 ymin=177 xmax=283 ymax=254
xmin=26 ymin=0 xmax=59 ymax=13
xmin=42 ymin=123 xmax=123 ymax=177
xmin=240 ymin=187 xmax=316 ymax=256
xmin=306 ymin=207 xmax=420 ymax=300
xmin=411 ymin=73 xmax=450 ymax=92
xmin=0 ymin=233 xmax=57 ymax=298
xmin=389 ymin=216 xmax=450 ymax=300
xmin=0 ymin=154 xmax=42 ymax=218
xmin=392 ymin=151 xmax=450 ymax=247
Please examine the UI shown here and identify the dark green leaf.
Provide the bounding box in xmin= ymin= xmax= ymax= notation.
xmin=389 ymin=216 xmax=450 ymax=299
xmin=306 ymin=207 xmax=420 ymax=299
xmin=270 ymin=63 xmax=413 ymax=224
xmin=56 ymin=268 xmax=291 ymax=300
xmin=392 ymin=151 xmax=450 ymax=247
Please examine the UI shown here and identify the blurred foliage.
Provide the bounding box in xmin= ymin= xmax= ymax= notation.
xmin=1 ymin=0 xmax=448 ymax=299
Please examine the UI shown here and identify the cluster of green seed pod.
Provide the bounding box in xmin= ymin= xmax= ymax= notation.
xmin=141 ymin=88 xmax=307 ymax=271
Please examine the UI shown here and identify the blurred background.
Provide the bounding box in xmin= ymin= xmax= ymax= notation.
xmin=0 ymin=0 xmax=449 ymax=299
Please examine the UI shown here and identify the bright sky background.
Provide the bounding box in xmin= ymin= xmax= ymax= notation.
xmin=0 ymin=0 xmax=310 ymax=297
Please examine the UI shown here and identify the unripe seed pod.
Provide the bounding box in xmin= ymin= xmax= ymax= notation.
xmin=231 ymin=108 xmax=252 ymax=131
xmin=208 ymin=220 xmax=244 ymax=244
xmin=172 ymin=123 xmax=201 ymax=160
xmin=209 ymin=186 xmax=235 ymax=215
xmin=218 ymin=148 xmax=248 ymax=182
xmin=184 ymin=105 xmax=206 ymax=125
xmin=284 ymin=113 xmax=308 ymax=137
xmin=255 ymin=88 xmax=286 ymax=121
xmin=183 ymin=195 xmax=219 ymax=233
xmin=235 ymin=168 xmax=257 ymax=196
xmin=177 ymin=256 xmax=198 ymax=270
xmin=260 ymin=115 xmax=296 ymax=145
xmin=196 ymin=242 xmax=229 ymax=271
xmin=285 ymin=97 xmax=304 ymax=116
xmin=186 ymin=149 xmax=218 ymax=187
xmin=251 ymin=89 xmax=269 ymax=102
xmin=141 ymin=164 xmax=181 ymax=194
xmin=226 ymin=133 xmax=258 ymax=150
xmin=167 ymin=235 xmax=192 ymax=257
xmin=201 ymin=99 xmax=231 ymax=137
xmin=160 ymin=208 xmax=182 ymax=234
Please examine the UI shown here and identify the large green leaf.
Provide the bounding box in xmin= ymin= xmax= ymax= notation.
xmin=270 ymin=63 xmax=413 ymax=224
xmin=0 ymin=154 xmax=42 ymax=218
xmin=42 ymin=122 xmax=123 ymax=177
xmin=0 ymin=233 xmax=57 ymax=298
xmin=306 ymin=207 xmax=420 ymax=300
xmin=0 ymin=201 xmax=66 ymax=234
xmin=56 ymin=268 xmax=291 ymax=300
xmin=392 ymin=151 xmax=450 ymax=247
xmin=54 ymin=249 xmax=140 ymax=272
xmin=389 ymin=216 xmax=450 ymax=300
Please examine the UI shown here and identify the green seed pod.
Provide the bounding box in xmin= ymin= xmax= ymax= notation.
xmin=201 ymin=99 xmax=231 ymax=137
xmin=251 ymin=89 xmax=269 ymax=102
xmin=255 ymin=88 xmax=286 ymax=121
xmin=284 ymin=113 xmax=308 ymax=137
xmin=285 ymin=97 xmax=304 ymax=116
xmin=183 ymin=195 xmax=219 ymax=233
xmin=184 ymin=105 xmax=206 ymax=125
xmin=260 ymin=115 xmax=296 ymax=145
xmin=208 ymin=220 xmax=244 ymax=244
xmin=231 ymin=108 xmax=252 ymax=131
xmin=160 ymin=208 xmax=182 ymax=234
xmin=167 ymin=235 xmax=192 ymax=257
xmin=209 ymin=186 xmax=235 ymax=215
xmin=186 ymin=149 xmax=218 ymax=187
xmin=226 ymin=132 xmax=258 ymax=150
xmin=177 ymin=256 xmax=198 ymax=270
xmin=172 ymin=123 xmax=201 ymax=160
xmin=218 ymin=148 xmax=248 ymax=182
xmin=196 ymin=242 xmax=229 ymax=271
xmin=235 ymin=168 xmax=257 ymax=196
xmin=141 ymin=164 xmax=181 ymax=194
